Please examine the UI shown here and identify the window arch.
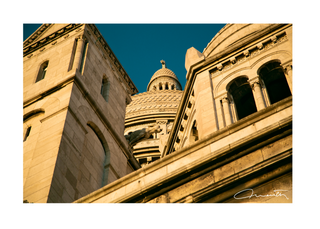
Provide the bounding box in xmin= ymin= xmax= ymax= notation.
xmin=258 ymin=61 xmax=291 ymax=105
xmin=36 ymin=61 xmax=49 ymax=82
xmin=87 ymin=122 xmax=110 ymax=187
xmin=227 ymin=76 xmax=257 ymax=120
xmin=23 ymin=108 xmax=45 ymax=142
xmin=101 ymin=77 xmax=110 ymax=102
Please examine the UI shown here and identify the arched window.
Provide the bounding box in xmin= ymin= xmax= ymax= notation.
xmin=165 ymin=83 xmax=169 ymax=90
xmin=171 ymin=85 xmax=175 ymax=90
xmin=101 ymin=78 xmax=110 ymax=102
xmin=228 ymin=76 xmax=257 ymax=120
xmin=87 ymin=122 xmax=110 ymax=187
xmin=159 ymin=83 xmax=163 ymax=90
xmin=258 ymin=61 xmax=291 ymax=105
xmin=36 ymin=61 xmax=49 ymax=82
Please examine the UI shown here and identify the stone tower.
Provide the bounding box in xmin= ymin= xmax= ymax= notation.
xmin=124 ymin=60 xmax=183 ymax=166
xmin=23 ymin=24 xmax=140 ymax=203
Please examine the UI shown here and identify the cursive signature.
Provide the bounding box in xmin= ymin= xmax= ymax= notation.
xmin=234 ymin=188 xmax=289 ymax=200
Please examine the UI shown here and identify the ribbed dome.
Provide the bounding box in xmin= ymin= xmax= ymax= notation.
xmin=126 ymin=90 xmax=183 ymax=118
xmin=150 ymin=67 xmax=178 ymax=82
xmin=147 ymin=60 xmax=182 ymax=91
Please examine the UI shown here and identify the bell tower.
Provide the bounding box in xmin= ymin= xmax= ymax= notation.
xmin=23 ymin=24 xmax=140 ymax=203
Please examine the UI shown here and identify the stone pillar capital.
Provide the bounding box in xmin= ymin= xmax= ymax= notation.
xmin=284 ymin=64 xmax=292 ymax=73
xmin=249 ymin=77 xmax=261 ymax=89
xmin=222 ymin=97 xmax=229 ymax=104
xmin=77 ymin=34 xmax=87 ymax=41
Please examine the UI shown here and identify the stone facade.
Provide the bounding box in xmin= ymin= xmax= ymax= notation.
xmin=23 ymin=24 xmax=139 ymax=203
xmin=75 ymin=24 xmax=292 ymax=203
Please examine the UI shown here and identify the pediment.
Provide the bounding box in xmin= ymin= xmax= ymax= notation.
xmin=23 ymin=24 xmax=70 ymax=48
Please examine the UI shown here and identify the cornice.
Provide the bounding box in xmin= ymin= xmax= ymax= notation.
xmin=23 ymin=24 xmax=83 ymax=57
xmin=86 ymin=24 xmax=138 ymax=95
xmin=23 ymin=24 xmax=52 ymax=46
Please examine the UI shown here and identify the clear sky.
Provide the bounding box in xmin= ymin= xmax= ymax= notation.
xmin=23 ymin=24 xmax=225 ymax=93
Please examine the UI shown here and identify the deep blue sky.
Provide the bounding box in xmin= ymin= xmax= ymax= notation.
xmin=23 ymin=24 xmax=225 ymax=93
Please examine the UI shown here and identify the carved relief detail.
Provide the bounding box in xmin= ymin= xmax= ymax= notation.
xmin=211 ymin=32 xmax=288 ymax=79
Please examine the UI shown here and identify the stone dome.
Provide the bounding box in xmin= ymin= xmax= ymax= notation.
xmin=203 ymin=24 xmax=275 ymax=58
xmin=147 ymin=60 xmax=182 ymax=91
xmin=124 ymin=60 xmax=183 ymax=166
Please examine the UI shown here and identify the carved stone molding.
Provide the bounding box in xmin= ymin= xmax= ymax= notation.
xmin=271 ymin=35 xmax=277 ymax=43
xmin=211 ymin=32 xmax=288 ymax=79
xmin=230 ymin=56 xmax=236 ymax=64
xmin=217 ymin=63 xmax=223 ymax=71
xmin=257 ymin=43 xmax=264 ymax=50
xmin=157 ymin=120 xmax=168 ymax=125
xmin=23 ymin=24 xmax=82 ymax=57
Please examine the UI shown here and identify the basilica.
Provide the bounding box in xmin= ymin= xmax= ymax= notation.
xmin=23 ymin=23 xmax=292 ymax=203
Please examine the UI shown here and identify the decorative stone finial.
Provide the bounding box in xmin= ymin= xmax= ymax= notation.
xmin=160 ymin=60 xmax=166 ymax=69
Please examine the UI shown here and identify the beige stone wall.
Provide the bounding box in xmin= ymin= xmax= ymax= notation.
xmin=23 ymin=85 xmax=72 ymax=203
xmin=23 ymin=24 xmax=136 ymax=203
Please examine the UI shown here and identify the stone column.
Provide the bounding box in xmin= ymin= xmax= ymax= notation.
xmin=250 ymin=78 xmax=266 ymax=111
xmin=216 ymin=99 xmax=225 ymax=129
xmin=282 ymin=63 xmax=293 ymax=93
xmin=222 ymin=97 xmax=232 ymax=126
xmin=73 ymin=35 xmax=86 ymax=71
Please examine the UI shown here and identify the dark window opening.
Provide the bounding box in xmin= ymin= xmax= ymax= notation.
xmin=190 ymin=121 xmax=198 ymax=143
xmin=228 ymin=77 xmax=257 ymax=120
xmin=259 ymin=61 xmax=291 ymax=105
xmin=24 ymin=126 xmax=32 ymax=142
xmin=80 ymin=41 xmax=88 ymax=74
xmin=101 ymin=78 xmax=109 ymax=102
xmin=165 ymin=84 xmax=169 ymax=90
xmin=159 ymin=84 xmax=163 ymax=90
xmin=36 ymin=61 xmax=49 ymax=82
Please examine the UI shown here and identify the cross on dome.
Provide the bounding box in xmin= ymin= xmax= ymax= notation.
xmin=160 ymin=60 xmax=166 ymax=68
